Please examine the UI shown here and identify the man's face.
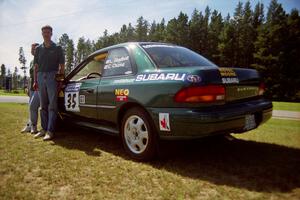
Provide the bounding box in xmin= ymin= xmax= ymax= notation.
xmin=42 ymin=29 xmax=52 ymax=41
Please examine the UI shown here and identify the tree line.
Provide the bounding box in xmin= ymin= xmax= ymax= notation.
xmin=1 ymin=0 xmax=299 ymax=101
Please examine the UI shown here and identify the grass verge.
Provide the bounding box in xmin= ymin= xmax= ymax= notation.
xmin=0 ymin=103 xmax=299 ymax=199
xmin=0 ymin=89 xmax=27 ymax=96
xmin=273 ymin=101 xmax=300 ymax=112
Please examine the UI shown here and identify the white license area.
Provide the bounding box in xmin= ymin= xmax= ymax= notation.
xmin=64 ymin=83 xmax=81 ymax=112
xmin=65 ymin=92 xmax=80 ymax=112
xmin=244 ymin=114 xmax=256 ymax=131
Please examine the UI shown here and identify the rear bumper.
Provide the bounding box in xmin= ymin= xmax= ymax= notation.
xmin=147 ymin=98 xmax=272 ymax=139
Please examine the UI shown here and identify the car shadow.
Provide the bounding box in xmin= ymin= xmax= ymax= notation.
xmin=51 ymin=127 xmax=300 ymax=193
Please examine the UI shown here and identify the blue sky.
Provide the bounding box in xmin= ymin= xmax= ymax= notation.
xmin=0 ymin=0 xmax=299 ymax=73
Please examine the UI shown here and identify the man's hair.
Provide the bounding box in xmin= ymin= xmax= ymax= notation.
xmin=41 ymin=25 xmax=53 ymax=32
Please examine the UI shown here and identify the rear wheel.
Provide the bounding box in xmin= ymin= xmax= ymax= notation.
xmin=121 ymin=107 xmax=157 ymax=161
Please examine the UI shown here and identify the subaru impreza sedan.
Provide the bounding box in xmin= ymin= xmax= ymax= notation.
xmin=58 ymin=42 xmax=272 ymax=160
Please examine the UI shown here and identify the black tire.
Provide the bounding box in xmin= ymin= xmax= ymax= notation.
xmin=121 ymin=107 xmax=158 ymax=161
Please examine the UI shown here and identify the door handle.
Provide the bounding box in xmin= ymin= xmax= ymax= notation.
xmin=82 ymin=89 xmax=94 ymax=93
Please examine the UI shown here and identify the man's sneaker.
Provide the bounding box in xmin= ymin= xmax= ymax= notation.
xmin=30 ymin=126 xmax=38 ymax=134
xmin=34 ymin=129 xmax=46 ymax=138
xmin=21 ymin=124 xmax=31 ymax=133
xmin=43 ymin=132 xmax=54 ymax=141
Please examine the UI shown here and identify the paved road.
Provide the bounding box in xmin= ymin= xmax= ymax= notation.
xmin=0 ymin=96 xmax=29 ymax=103
xmin=0 ymin=96 xmax=299 ymax=120
xmin=272 ymin=110 xmax=300 ymax=121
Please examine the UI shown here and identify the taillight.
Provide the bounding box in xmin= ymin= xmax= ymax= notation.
xmin=174 ymin=85 xmax=225 ymax=103
xmin=258 ymin=82 xmax=265 ymax=96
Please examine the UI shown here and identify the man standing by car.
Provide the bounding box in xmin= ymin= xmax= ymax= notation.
xmin=21 ymin=43 xmax=40 ymax=134
xmin=33 ymin=25 xmax=65 ymax=141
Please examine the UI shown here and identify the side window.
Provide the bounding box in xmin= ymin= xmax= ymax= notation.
xmin=71 ymin=53 xmax=107 ymax=81
xmin=103 ymin=48 xmax=133 ymax=77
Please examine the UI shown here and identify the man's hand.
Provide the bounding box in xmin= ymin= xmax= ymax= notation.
xmin=55 ymin=73 xmax=65 ymax=81
xmin=33 ymin=82 xmax=38 ymax=91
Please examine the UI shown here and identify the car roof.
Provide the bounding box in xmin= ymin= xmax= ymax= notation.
xmin=88 ymin=42 xmax=176 ymax=58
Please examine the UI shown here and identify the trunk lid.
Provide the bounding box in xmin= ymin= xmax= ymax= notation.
xmin=174 ymin=66 xmax=262 ymax=103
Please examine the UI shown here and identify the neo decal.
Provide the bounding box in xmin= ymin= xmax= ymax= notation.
xmin=115 ymin=89 xmax=129 ymax=102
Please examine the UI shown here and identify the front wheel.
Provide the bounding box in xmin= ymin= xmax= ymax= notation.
xmin=121 ymin=107 xmax=157 ymax=161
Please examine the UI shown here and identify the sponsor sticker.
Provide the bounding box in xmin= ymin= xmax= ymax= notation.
xmin=222 ymin=77 xmax=239 ymax=84
xmin=159 ymin=113 xmax=171 ymax=132
xmin=113 ymin=79 xmax=135 ymax=84
xmin=79 ymin=95 xmax=85 ymax=104
xmin=219 ymin=68 xmax=239 ymax=84
xmin=65 ymin=83 xmax=81 ymax=92
xmin=58 ymin=90 xmax=64 ymax=98
xmin=219 ymin=68 xmax=237 ymax=77
xmin=115 ymin=89 xmax=129 ymax=102
xmin=142 ymin=44 xmax=177 ymax=49
xmin=135 ymin=73 xmax=186 ymax=82
xmin=104 ymin=56 xmax=129 ymax=70
xmin=116 ymin=96 xmax=128 ymax=102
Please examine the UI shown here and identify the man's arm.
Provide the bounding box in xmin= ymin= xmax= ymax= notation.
xmin=33 ymin=47 xmax=39 ymax=90
xmin=33 ymin=63 xmax=38 ymax=90
xmin=59 ymin=64 xmax=65 ymax=75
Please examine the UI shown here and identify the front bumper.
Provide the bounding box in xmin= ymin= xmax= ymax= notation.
xmin=148 ymin=98 xmax=272 ymax=139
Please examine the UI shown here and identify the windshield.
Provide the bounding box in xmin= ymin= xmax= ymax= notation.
xmin=141 ymin=44 xmax=216 ymax=68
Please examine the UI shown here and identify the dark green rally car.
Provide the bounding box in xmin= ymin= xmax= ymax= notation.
xmin=58 ymin=42 xmax=272 ymax=160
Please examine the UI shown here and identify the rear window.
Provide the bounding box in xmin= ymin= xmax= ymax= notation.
xmin=142 ymin=44 xmax=215 ymax=68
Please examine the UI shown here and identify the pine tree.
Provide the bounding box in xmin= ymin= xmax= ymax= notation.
xmin=135 ymin=16 xmax=149 ymax=41
xmin=12 ymin=67 xmax=18 ymax=90
xmin=119 ymin=24 xmax=128 ymax=43
xmin=240 ymin=1 xmax=255 ymax=68
xmin=76 ymin=37 xmax=86 ymax=65
xmin=148 ymin=21 xmax=157 ymax=42
xmin=282 ymin=9 xmax=300 ymax=100
xmin=157 ymin=18 xmax=166 ymax=42
xmin=58 ymin=33 xmax=70 ymax=55
xmin=0 ymin=64 xmax=6 ymax=88
xmin=18 ymin=47 xmax=27 ymax=91
xmin=189 ymin=9 xmax=203 ymax=52
xmin=166 ymin=12 xmax=189 ymax=46
xmin=127 ymin=23 xmax=136 ymax=41
xmin=253 ymin=2 xmax=265 ymax=29
xmin=65 ymin=39 xmax=75 ymax=74
xmin=208 ymin=10 xmax=223 ymax=65
xmin=218 ymin=14 xmax=236 ymax=67
xmin=58 ymin=33 xmax=75 ymax=74
xmin=253 ymin=0 xmax=288 ymax=99
xmin=232 ymin=1 xmax=243 ymax=66
xmin=202 ymin=6 xmax=211 ymax=56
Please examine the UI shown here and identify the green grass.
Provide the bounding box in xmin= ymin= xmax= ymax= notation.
xmin=273 ymin=101 xmax=300 ymax=112
xmin=236 ymin=118 xmax=300 ymax=148
xmin=0 ymin=89 xmax=27 ymax=96
xmin=0 ymin=103 xmax=300 ymax=199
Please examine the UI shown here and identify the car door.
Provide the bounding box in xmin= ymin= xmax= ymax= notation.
xmin=64 ymin=53 xmax=107 ymax=120
xmin=97 ymin=47 xmax=135 ymax=123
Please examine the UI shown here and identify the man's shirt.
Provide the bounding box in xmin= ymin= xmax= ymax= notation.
xmin=34 ymin=41 xmax=65 ymax=72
